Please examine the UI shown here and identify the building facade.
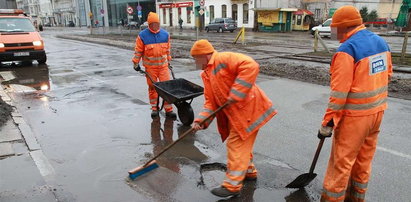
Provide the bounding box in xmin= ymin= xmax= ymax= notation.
xmin=303 ymin=0 xmax=401 ymax=23
xmin=156 ymin=0 xmax=256 ymax=29
xmin=0 ymin=0 xmax=18 ymax=9
xmin=51 ymin=0 xmax=77 ymax=26
xmin=38 ymin=0 xmax=54 ymax=26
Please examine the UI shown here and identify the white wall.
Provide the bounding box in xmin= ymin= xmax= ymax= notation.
xmin=205 ymin=0 xmax=255 ymax=29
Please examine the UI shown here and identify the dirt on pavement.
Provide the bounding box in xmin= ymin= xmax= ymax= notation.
xmin=0 ymin=96 xmax=12 ymax=128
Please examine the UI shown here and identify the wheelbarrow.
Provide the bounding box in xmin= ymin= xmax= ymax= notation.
xmin=139 ymin=66 xmax=204 ymax=125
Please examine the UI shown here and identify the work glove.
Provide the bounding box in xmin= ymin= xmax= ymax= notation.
xmin=192 ymin=122 xmax=204 ymax=131
xmin=318 ymin=125 xmax=333 ymax=139
xmin=133 ymin=63 xmax=141 ymax=72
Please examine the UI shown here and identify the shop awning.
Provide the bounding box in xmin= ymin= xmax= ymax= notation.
xmin=293 ymin=9 xmax=313 ymax=15
xmin=395 ymin=0 xmax=410 ymax=27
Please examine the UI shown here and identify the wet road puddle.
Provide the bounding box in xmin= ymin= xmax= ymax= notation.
xmin=125 ymin=118 xmax=321 ymax=201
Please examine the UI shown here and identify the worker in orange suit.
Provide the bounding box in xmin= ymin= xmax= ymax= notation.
xmin=132 ymin=12 xmax=176 ymax=119
xmin=190 ymin=39 xmax=277 ymax=197
xmin=318 ymin=6 xmax=392 ymax=202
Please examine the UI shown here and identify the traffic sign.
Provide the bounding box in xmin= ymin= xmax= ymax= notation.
xmin=199 ymin=9 xmax=204 ymax=16
xmin=137 ymin=5 xmax=142 ymax=11
xmin=100 ymin=8 xmax=104 ymax=15
xmin=127 ymin=6 xmax=133 ymax=15
xmin=199 ymin=0 xmax=205 ymax=6
xmin=138 ymin=10 xmax=142 ymax=18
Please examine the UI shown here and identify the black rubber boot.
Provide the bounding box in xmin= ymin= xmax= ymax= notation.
xmin=151 ymin=110 xmax=159 ymax=119
xmin=244 ymin=175 xmax=257 ymax=181
xmin=211 ymin=186 xmax=240 ymax=197
xmin=165 ymin=111 xmax=177 ymax=119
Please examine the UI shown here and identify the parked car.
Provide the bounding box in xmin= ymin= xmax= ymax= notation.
xmin=68 ymin=20 xmax=75 ymax=27
xmin=311 ymin=18 xmax=331 ymax=37
xmin=205 ymin=18 xmax=237 ymax=33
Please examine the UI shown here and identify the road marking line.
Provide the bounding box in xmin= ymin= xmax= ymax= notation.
xmin=0 ymin=71 xmax=15 ymax=81
xmin=30 ymin=150 xmax=55 ymax=178
xmin=377 ymin=146 xmax=411 ymax=160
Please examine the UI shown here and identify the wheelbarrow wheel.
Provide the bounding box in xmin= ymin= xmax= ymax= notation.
xmin=176 ymin=102 xmax=194 ymax=126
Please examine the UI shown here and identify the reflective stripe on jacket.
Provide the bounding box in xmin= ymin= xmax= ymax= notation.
xmin=132 ymin=28 xmax=171 ymax=68
xmin=322 ymin=25 xmax=393 ymax=127
xmin=194 ymin=51 xmax=277 ymax=141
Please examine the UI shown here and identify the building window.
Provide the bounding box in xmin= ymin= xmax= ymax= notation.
xmin=315 ymin=8 xmax=321 ymax=21
xmin=163 ymin=8 xmax=166 ymax=24
xmin=232 ymin=4 xmax=237 ymax=21
xmin=297 ymin=15 xmax=302 ymax=25
xmin=243 ymin=3 xmax=248 ymax=24
xmin=209 ymin=5 xmax=214 ymax=22
xmin=187 ymin=6 xmax=192 ymax=23
xmin=222 ymin=5 xmax=226 ymax=18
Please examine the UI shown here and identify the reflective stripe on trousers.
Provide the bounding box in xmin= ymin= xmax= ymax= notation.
xmin=321 ymin=111 xmax=383 ymax=202
xmin=222 ymin=126 xmax=258 ymax=192
xmin=146 ymin=67 xmax=173 ymax=112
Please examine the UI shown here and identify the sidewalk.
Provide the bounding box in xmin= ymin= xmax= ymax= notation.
xmin=0 ymin=83 xmax=56 ymax=201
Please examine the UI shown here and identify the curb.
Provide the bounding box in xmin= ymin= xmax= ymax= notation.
xmin=0 ymin=83 xmax=55 ymax=180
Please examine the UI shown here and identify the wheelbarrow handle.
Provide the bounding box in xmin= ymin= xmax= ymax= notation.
xmin=168 ymin=64 xmax=176 ymax=80
xmin=142 ymin=101 xmax=230 ymax=167
xmin=138 ymin=69 xmax=155 ymax=84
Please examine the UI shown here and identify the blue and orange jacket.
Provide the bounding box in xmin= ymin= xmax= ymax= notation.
xmin=322 ymin=25 xmax=393 ymax=127
xmin=132 ymin=28 xmax=171 ymax=68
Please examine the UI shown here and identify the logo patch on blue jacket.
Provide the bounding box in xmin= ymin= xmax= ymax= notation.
xmin=369 ymin=53 xmax=387 ymax=75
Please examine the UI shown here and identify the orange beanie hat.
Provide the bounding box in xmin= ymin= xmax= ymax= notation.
xmin=331 ymin=5 xmax=363 ymax=27
xmin=147 ymin=12 xmax=159 ymax=24
xmin=190 ymin=39 xmax=215 ymax=56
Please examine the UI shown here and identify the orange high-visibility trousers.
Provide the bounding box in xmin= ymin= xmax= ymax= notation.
xmin=222 ymin=126 xmax=258 ymax=192
xmin=146 ymin=67 xmax=173 ymax=112
xmin=321 ymin=111 xmax=384 ymax=202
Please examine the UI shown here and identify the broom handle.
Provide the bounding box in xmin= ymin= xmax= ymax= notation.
xmin=143 ymin=101 xmax=230 ymax=167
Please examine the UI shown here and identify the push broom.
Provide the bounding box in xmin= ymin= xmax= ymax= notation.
xmin=128 ymin=101 xmax=230 ymax=180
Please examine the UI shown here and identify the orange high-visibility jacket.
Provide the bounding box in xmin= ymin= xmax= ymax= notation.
xmin=194 ymin=51 xmax=277 ymax=141
xmin=132 ymin=28 xmax=171 ymax=68
xmin=322 ymin=25 xmax=393 ymax=127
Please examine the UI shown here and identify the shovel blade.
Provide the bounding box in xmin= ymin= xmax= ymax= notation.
xmin=286 ymin=173 xmax=317 ymax=189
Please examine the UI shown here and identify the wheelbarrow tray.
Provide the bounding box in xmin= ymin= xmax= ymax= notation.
xmin=153 ymin=78 xmax=204 ymax=104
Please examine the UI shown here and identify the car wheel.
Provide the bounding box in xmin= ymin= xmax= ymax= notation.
xmin=205 ymin=27 xmax=209 ymax=32
xmin=37 ymin=54 xmax=47 ymax=64
xmin=219 ymin=27 xmax=223 ymax=33
xmin=230 ymin=30 xmax=234 ymax=33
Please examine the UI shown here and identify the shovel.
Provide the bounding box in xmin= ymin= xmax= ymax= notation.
xmin=286 ymin=121 xmax=334 ymax=189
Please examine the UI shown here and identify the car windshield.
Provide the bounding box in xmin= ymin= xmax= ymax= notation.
xmin=323 ymin=19 xmax=331 ymax=26
xmin=0 ymin=18 xmax=36 ymax=32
